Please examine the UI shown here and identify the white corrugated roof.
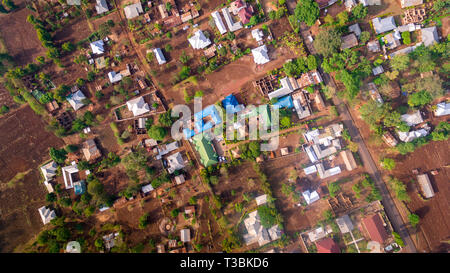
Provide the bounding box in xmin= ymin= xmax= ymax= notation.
xmin=251 ymin=45 xmax=270 ymax=65
xmin=90 ymin=40 xmax=105 ymax=55
xmin=211 ymin=11 xmax=227 ymax=35
xmin=188 ymin=30 xmax=212 ymax=49
xmin=126 ymin=96 xmax=150 ymax=117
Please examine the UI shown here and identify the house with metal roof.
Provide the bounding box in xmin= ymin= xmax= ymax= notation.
xmin=166 ymin=152 xmax=186 ymax=174
xmin=108 ymin=71 xmax=123 ymax=83
xmin=268 ymin=77 xmax=297 ymax=100
xmin=90 ymin=40 xmax=105 ymax=55
xmin=221 ymin=7 xmax=243 ymax=32
xmin=82 ymin=139 xmax=101 ymax=162
xmin=141 ymin=184 xmax=154 ymax=194
xmin=242 ymin=210 xmax=281 ymax=246
xmin=153 ymin=48 xmax=166 ymax=65
xmin=383 ymin=31 xmax=401 ymax=50
xmin=315 ymin=237 xmax=340 ymax=253
xmin=417 ymin=174 xmax=435 ymax=199
xmin=180 ymin=229 xmax=191 ymax=242
xmin=126 ymin=96 xmax=150 ymax=117
xmin=372 ymin=16 xmax=397 ymax=34
xmin=192 ymin=135 xmax=218 ymax=167
xmin=252 ymin=28 xmax=264 ymax=42
xmin=38 ymin=206 xmax=56 ymax=225
xmin=434 ymin=102 xmax=450 ymax=116
xmin=95 ymin=0 xmax=109 ymax=14
xmin=124 ymin=2 xmax=143 ymax=19
xmin=340 ymin=150 xmax=357 ymax=171
xmin=251 ymin=45 xmax=270 ymax=65
xmin=302 ymin=190 xmax=320 ymax=205
xmin=255 ymin=194 xmax=268 ymax=205
xmin=401 ymin=110 xmax=423 ymax=126
xmin=316 ymin=163 xmax=342 ymax=179
xmin=62 ymin=162 xmax=80 ymax=189
xmin=175 ymin=174 xmax=185 ymax=185
xmin=367 ymin=40 xmax=381 ymax=52
xmin=67 ymin=89 xmax=86 ymax=111
xmin=421 ymin=26 xmax=439 ymax=47
xmin=188 ymin=30 xmax=212 ymax=49
xmin=341 ymin=33 xmax=358 ymax=50
xmin=400 ymin=0 xmax=423 ymax=8
xmin=211 ymin=11 xmax=227 ymax=35
xmin=40 ymin=161 xmax=58 ymax=182
xmin=361 ymin=213 xmax=388 ymax=244
xmin=335 ymin=215 xmax=354 ymax=233
xmin=398 ymin=128 xmax=429 ymax=142
xmin=372 ymin=65 xmax=384 ymax=76
xmin=349 ymin=23 xmax=362 ymax=37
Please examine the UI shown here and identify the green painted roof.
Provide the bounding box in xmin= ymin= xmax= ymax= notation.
xmin=192 ymin=135 xmax=218 ymax=167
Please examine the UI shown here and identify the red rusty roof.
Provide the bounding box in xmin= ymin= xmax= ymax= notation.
xmin=362 ymin=213 xmax=389 ymax=244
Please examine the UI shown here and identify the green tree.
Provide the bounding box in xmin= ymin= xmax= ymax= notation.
xmin=138 ymin=213 xmax=149 ymax=229
xmin=408 ymin=213 xmax=419 ymax=228
xmin=380 ymin=158 xmax=396 ymax=171
xmin=390 ymin=54 xmax=410 ymax=71
xmin=431 ymin=121 xmax=450 ymax=141
xmin=407 ymin=90 xmax=432 ymax=107
xmin=336 ymin=11 xmax=349 ymax=26
xmin=314 ymin=28 xmax=341 ymax=57
xmin=328 ymin=182 xmax=341 ymax=197
xmin=257 ymin=205 xmax=278 ymax=228
xmin=147 ymin=125 xmax=168 ymax=141
xmin=352 ymin=4 xmax=367 ymax=19
xmin=294 ymin=0 xmax=319 ymax=27
xmin=307 ymin=55 xmax=317 ymax=71
xmin=61 ymin=42 xmax=75 ymax=52
xmin=49 ymin=147 xmax=67 ymax=164
xmin=46 ymin=193 xmax=57 ymax=202
xmin=401 ymin=31 xmax=411 ymax=45
xmin=360 ymin=31 xmax=370 ymax=44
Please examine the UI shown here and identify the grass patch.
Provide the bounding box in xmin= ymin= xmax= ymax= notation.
xmin=5 ymin=170 xmax=31 ymax=188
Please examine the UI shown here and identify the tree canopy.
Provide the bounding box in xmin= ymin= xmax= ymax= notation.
xmin=294 ymin=0 xmax=319 ymax=27
xmin=314 ymin=28 xmax=342 ymax=57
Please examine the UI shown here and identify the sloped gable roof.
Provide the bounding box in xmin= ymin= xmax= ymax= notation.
xmin=251 ymin=45 xmax=270 ymax=65
xmin=188 ymin=30 xmax=212 ymax=49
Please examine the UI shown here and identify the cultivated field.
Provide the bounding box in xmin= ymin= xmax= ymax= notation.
xmin=0 ymin=0 xmax=47 ymax=66
xmin=0 ymin=106 xmax=64 ymax=252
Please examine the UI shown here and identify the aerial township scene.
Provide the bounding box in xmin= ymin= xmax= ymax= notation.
xmin=0 ymin=0 xmax=448 ymax=255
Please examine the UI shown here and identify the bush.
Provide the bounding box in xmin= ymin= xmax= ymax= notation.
xmin=380 ymin=158 xmax=396 ymax=171
xmin=328 ymin=182 xmax=341 ymax=197
xmin=401 ymin=31 xmax=411 ymax=45
xmin=257 ymin=205 xmax=278 ymax=228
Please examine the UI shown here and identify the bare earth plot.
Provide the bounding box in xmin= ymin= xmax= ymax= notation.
xmin=391 ymin=139 xmax=450 ymax=252
xmin=0 ymin=0 xmax=47 ymax=66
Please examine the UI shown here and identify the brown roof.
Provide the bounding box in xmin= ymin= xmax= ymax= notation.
xmin=315 ymin=237 xmax=340 ymax=253
xmin=362 ymin=213 xmax=388 ymax=244
xmin=341 ymin=33 xmax=358 ymax=50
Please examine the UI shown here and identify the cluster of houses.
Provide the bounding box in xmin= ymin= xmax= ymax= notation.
xmin=253 ymin=69 xmax=326 ymax=122
xmin=301 ymin=201 xmax=396 ymax=253
xmin=242 ymin=194 xmax=282 ymax=247
xmin=37 ymin=138 xmax=102 ymax=224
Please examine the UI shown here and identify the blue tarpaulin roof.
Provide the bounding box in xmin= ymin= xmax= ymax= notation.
xmin=273 ymin=95 xmax=294 ymax=109
xmin=222 ymin=94 xmax=238 ymax=108
xmin=184 ymin=105 xmax=223 ymax=139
